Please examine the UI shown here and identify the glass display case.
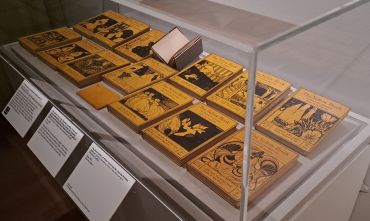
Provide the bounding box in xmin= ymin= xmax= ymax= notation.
xmin=1 ymin=0 xmax=370 ymax=220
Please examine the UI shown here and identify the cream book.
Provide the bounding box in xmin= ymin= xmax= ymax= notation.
xmin=19 ymin=27 xmax=81 ymax=55
xmin=142 ymin=103 xmax=238 ymax=166
xmin=38 ymin=39 xmax=104 ymax=69
xmin=256 ymin=88 xmax=350 ymax=155
xmin=170 ymin=54 xmax=242 ymax=100
xmin=57 ymin=50 xmax=130 ymax=88
xmin=103 ymin=57 xmax=177 ymax=94
xmin=108 ymin=81 xmax=193 ymax=132
xmin=206 ymin=70 xmax=291 ymax=122
xmin=187 ymin=129 xmax=298 ymax=207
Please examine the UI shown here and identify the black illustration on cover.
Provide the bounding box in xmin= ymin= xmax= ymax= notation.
xmin=155 ymin=110 xmax=222 ymax=152
xmin=178 ymin=60 xmax=233 ymax=91
xmin=117 ymin=63 xmax=162 ymax=82
xmin=269 ymin=98 xmax=338 ymax=144
xmin=27 ymin=31 xmax=67 ymax=48
xmin=122 ymin=88 xmax=178 ymax=121
xmin=81 ymin=14 xmax=118 ymax=33
xmin=131 ymin=41 xmax=155 ymax=57
xmin=216 ymin=75 xmax=281 ymax=113
xmin=68 ymin=54 xmax=115 ymax=76
xmin=45 ymin=43 xmax=90 ymax=63
xmin=98 ymin=23 xmax=134 ymax=43
xmin=200 ymin=141 xmax=279 ymax=191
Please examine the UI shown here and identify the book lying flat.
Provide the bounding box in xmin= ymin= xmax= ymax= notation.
xmin=19 ymin=27 xmax=81 ymax=55
xmin=170 ymin=54 xmax=242 ymax=100
xmin=206 ymin=70 xmax=291 ymax=122
xmin=73 ymin=10 xmax=127 ymax=38
xmin=142 ymin=103 xmax=238 ymax=166
xmin=187 ymin=129 xmax=298 ymax=207
xmin=103 ymin=57 xmax=177 ymax=94
xmin=77 ymin=83 xmax=121 ymax=110
xmin=38 ymin=39 xmax=104 ymax=69
xmin=256 ymin=88 xmax=350 ymax=155
xmin=115 ymin=29 xmax=166 ymax=62
xmin=108 ymin=81 xmax=193 ymax=132
xmin=92 ymin=17 xmax=150 ymax=48
xmin=57 ymin=50 xmax=129 ymax=88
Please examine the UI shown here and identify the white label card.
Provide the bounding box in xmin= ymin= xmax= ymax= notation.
xmin=63 ymin=143 xmax=135 ymax=221
xmin=27 ymin=107 xmax=84 ymax=177
xmin=2 ymin=80 xmax=48 ymax=137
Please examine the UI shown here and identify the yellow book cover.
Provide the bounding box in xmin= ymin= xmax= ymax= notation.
xmin=108 ymin=81 xmax=193 ymax=132
xmin=93 ymin=18 xmax=150 ymax=48
xmin=142 ymin=103 xmax=238 ymax=165
xmin=256 ymin=88 xmax=350 ymax=155
xmin=206 ymin=70 xmax=291 ymax=122
xmin=58 ymin=50 xmax=129 ymax=88
xmin=73 ymin=10 xmax=128 ymax=38
xmin=77 ymin=83 xmax=121 ymax=110
xmin=169 ymin=54 xmax=243 ymax=99
xmin=37 ymin=39 xmax=104 ymax=69
xmin=187 ymin=129 xmax=298 ymax=207
xmin=19 ymin=27 xmax=81 ymax=54
xmin=103 ymin=57 xmax=177 ymax=94
xmin=115 ymin=29 xmax=165 ymax=62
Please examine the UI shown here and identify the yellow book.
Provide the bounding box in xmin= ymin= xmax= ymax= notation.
xmin=115 ymin=29 xmax=165 ymax=62
xmin=38 ymin=39 xmax=104 ymax=69
xmin=103 ymin=57 xmax=177 ymax=94
xmin=57 ymin=50 xmax=130 ymax=88
xmin=170 ymin=54 xmax=243 ymax=100
xmin=108 ymin=81 xmax=193 ymax=132
xmin=73 ymin=11 xmax=128 ymax=38
xmin=77 ymin=83 xmax=121 ymax=110
xmin=206 ymin=70 xmax=291 ymax=122
xmin=142 ymin=103 xmax=238 ymax=166
xmin=93 ymin=17 xmax=150 ymax=48
xmin=19 ymin=27 xmax=81 ymax=55
xmin=187 ymin=129 xmax=298 ymax=207
xmin=256 ymin=88 xmax=350 ymax=155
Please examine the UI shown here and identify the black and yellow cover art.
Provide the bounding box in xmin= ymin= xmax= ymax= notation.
xmin=187 ymin=129 xmax=297 ymax=207
xmin=115 ymin=29 xmax=165 ymax=61
xmin=103 ymin=57 xmax=177 ymax=94
xmin=73 ymin=11 xmax=127 ymax=37
xmin=58 ymin=50 xmax=129 ymax=87
xmin=142 ymin=103 xmax=238 ymax=165
xmin=38 ymin=40 xmax=103 ymax=69
xmin=206 ymin=71 xmax=291 ymax=122
xmin=93 ymin=18 xmax=150 ymax=48
xmin=170 ymin=54 xmax=243 ymax=99
xmin=108 ymin=82 xmax=193 ymax=131
xmin=256 ymin=88 xmax=350 ymax=155
xmin=19 ymin=27 xmax=81 ymax=53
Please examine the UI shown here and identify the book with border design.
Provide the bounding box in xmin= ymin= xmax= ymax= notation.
xmin=57 ymin=50 xmax=130 ymax=88
xmin=206 ymin=70 xmax=291 ymax=122
xmin=19 ymin=27 xmax=81 ymax=55
xmin=169 ymin=54 xmax=242 ymax=100
xmin=37 ymin=39 xmax=104 ymax=69
xmin=142 ymin=103 xmax=238 ymax=166
xmin=115 ymin=29 xmax=165 ymax=62
xmin=92 ymin=17 xmax=150 ymax=48
xmin=72 ymin=10 xmax=128 ymax=38
xmin=108 ymin=81 xmax=194 ymax=132
xmin=103 ymin=57 xmax=177 ymax=94
xmin=187 ymin=129 xmax=298 ymax=207
xmin=256 ymin=88 xmax=350 ymax=155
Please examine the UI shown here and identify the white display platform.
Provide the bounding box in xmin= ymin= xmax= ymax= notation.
xmin=4 ymin=42 xmax=370 ymax=220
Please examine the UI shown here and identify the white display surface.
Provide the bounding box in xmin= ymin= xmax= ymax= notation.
xmin=63 ymin=143 xmax=135 ymax=221
xmin=27 ymin=107 xmax=84 ymax=177
xmin=2 ymin=80 xmax=48 ymax=137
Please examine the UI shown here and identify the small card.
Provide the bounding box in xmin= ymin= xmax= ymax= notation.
xmin=2 ymin=80 xmax=48 ymax=137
